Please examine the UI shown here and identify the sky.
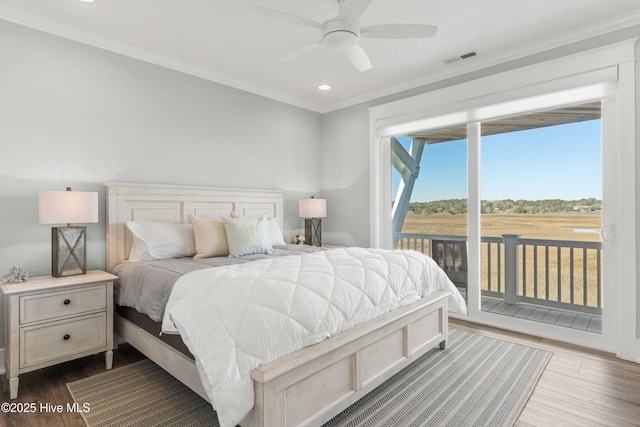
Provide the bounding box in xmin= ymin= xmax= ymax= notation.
xmin=392 ymin=119 xmax=602 ymax=202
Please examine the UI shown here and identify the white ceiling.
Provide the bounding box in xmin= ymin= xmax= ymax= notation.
xmin=2 ymin=0 xmax=640 ymax=113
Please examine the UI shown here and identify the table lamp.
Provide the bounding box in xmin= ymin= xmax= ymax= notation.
xmin=299 ymin=196 xmax=326 ymax=247
xmin=39 ymin=187 xmax=99 ymax=277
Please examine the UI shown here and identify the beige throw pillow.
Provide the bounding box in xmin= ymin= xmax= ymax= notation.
xmin=189 ymin=215 xmax=229 ymax=259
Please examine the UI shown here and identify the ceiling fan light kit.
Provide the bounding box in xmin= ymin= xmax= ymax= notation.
xmin=323 ymin=21 xmax=359 ymax=49
xmin=254 ymin=0 xmax=437 ymax=72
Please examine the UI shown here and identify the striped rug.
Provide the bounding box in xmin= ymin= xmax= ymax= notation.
xmin=67 ymin=357 xmax=218 ymax=427
xmin=67 ymin=330 xmax=550 ymax=427
xmin=325 ymin=330 xmax=551 ymax=426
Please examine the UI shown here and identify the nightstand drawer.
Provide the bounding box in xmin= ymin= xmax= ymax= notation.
xmin=20 ymin=313 xmax=107 ymax=368
xmin=19 ymin=284 xmax=107 ymax=324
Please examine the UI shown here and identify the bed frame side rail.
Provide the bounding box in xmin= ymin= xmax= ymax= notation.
xmin=114 ymin=313 xmax=210 ymax=401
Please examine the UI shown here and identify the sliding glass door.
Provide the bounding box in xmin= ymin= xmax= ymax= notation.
xmin=387 ymin=100 xmax=615 ymax=349
xmin=479 ymin=104 xmax=603 ymax=334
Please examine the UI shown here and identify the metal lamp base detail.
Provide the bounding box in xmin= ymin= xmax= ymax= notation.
xmin=304 ymin=218 xmax=322 ymax=247
xmin=52 ymin=226 xmax=87 ymax=277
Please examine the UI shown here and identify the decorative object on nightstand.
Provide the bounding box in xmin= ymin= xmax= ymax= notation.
xmin=299 ymin=196 xmax=326 ymax=247
xmin=39 ymin=187 xmax=98 ymax=277
xmin=2 ymin=265 xmax=29 ymax=284
xmin=293 ymin=234 xmax=306 ymax=245
xmin=1 ymin=270 xmax=116 ymax=399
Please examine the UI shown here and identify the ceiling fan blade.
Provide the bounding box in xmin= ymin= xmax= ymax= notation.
xmin=345 ymin=44 xmax=372 ymax=72
xmin=252 ymin=6 xmax=323 ymax=30
xmin=339 ymin=0 xmax=373 ymax=22
xmin=361 ymin=24 xmax=438 ymax=39
xmin=277 ymin=39 xmax=322 ymax=63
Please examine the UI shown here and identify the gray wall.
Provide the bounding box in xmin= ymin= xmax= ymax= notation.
xmin=320 ymin=106 xmax=371 ymax=247
xmin=0 ymin=20 xmax=322 ymax=347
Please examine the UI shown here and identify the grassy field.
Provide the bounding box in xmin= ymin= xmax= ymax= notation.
xmin=401 ymin=212 xmax=603 ymax=307
xmin=402 ymin=212 xmax=602 ymax=241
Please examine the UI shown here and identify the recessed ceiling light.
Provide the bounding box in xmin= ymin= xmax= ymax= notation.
xmin=318 ymin=84 xmax=331 ymax=91
xmin=79 ymin=0 xmax=95 ymax=3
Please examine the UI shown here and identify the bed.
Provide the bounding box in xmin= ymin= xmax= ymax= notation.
xmin=105 ymin=182 xmax=466 ymax=427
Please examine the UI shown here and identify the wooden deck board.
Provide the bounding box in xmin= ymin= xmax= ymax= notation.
xmin=480 ymin=296 xmax=602 ymax=334
xmin=500 ymin=303 xmax=522 ymax=316
xmin=555 ymin=312 xmax=577 ymax=328
xmin=527 ymin=308 xmax=549 ymax=322
xmin=587 ymin=317 xmax=602 ymax=333
xmin=540 ymin=310 xmax=563 ymax=324
xmin=513 ymin=305 xmax=536 ymax=319
xmin=481 ymin=298 xmax=501 ymax=311
xmin=571 ymin=314 xmax=591 ymax=330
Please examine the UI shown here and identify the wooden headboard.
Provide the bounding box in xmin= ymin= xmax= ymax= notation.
xmin=104 ymin=182 xmax=285 ymax=272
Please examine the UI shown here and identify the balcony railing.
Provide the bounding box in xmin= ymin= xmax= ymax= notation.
xmin=394 ymin=232 xmax=603 ymax=315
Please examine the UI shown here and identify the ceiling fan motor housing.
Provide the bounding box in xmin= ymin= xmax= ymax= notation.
xmin=323 ymin=19 xmax=360 ymax=49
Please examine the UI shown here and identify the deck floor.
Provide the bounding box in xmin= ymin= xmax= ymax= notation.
xmin=480 ymin=296 xmax=602 ymax=333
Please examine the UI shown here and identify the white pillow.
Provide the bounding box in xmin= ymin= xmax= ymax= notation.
xmin=222 ymin=217 xmax=273 ymax=257
xmin=189 ymin=215 xmax=229 ymax=259
xmin=230 ymin=212 xmax=286 ymax=246
xmin=127 ymin=221 xmax=196 ymax=262
xmin=266 ymin=217 xmax=286 ymax=246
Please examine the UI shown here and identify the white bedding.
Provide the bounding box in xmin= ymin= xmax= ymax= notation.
xmin=161 ymin=247 xmax=466 ymax=427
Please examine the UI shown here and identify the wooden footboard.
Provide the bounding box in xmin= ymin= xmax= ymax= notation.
xmin=251 ymin=290 xmax=449 ymax=427
xmin=114 ymin=290 xmax=449 ymax=427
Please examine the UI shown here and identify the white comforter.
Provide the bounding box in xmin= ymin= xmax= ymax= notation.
xmin=161 ymin=247 xmax=466 ymax=427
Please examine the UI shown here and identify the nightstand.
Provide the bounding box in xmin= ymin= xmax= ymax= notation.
xmin=2 ymin=270 xmax=116 ymax=399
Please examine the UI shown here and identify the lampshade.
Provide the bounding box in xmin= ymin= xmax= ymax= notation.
xmin=299 ymin=197 xmax=327 ymax=218
xmin=39 ymin=189 xmax=99 ymax=225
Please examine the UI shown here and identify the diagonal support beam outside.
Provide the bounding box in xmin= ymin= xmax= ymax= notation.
xmin=391 ymin=138 xmax=420 ymax=181
xmin=391 ymin=137 xmax=426 ymax=246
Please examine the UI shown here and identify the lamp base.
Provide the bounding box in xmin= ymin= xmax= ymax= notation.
xmin=52 ymin=226 xmax=87 ymax=277
xmin=304 ymin=218 xmax=322 ymax=247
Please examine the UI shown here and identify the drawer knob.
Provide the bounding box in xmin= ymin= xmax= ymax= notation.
xmin=63 ymin=299 xmax=71 ymax=305
xmin=63 ymin=334 xmax=70 ymax=340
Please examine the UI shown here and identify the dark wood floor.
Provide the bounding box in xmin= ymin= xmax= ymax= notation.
xmin=0 ymin=344 xmax=146 ymax=427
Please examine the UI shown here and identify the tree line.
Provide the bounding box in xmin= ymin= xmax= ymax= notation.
xmin=405 ymin=198 xmax=601 ymax=215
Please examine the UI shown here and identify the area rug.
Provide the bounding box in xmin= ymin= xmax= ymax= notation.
xmin=67 ymin=330 xmax=551 ymax=427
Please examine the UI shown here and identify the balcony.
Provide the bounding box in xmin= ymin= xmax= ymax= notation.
xmin=394 ymin=232 xmax=603 ymax=334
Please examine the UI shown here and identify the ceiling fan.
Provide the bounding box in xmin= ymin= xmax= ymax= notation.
xmin=254 ymin=0 xmax=438 ymax=72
